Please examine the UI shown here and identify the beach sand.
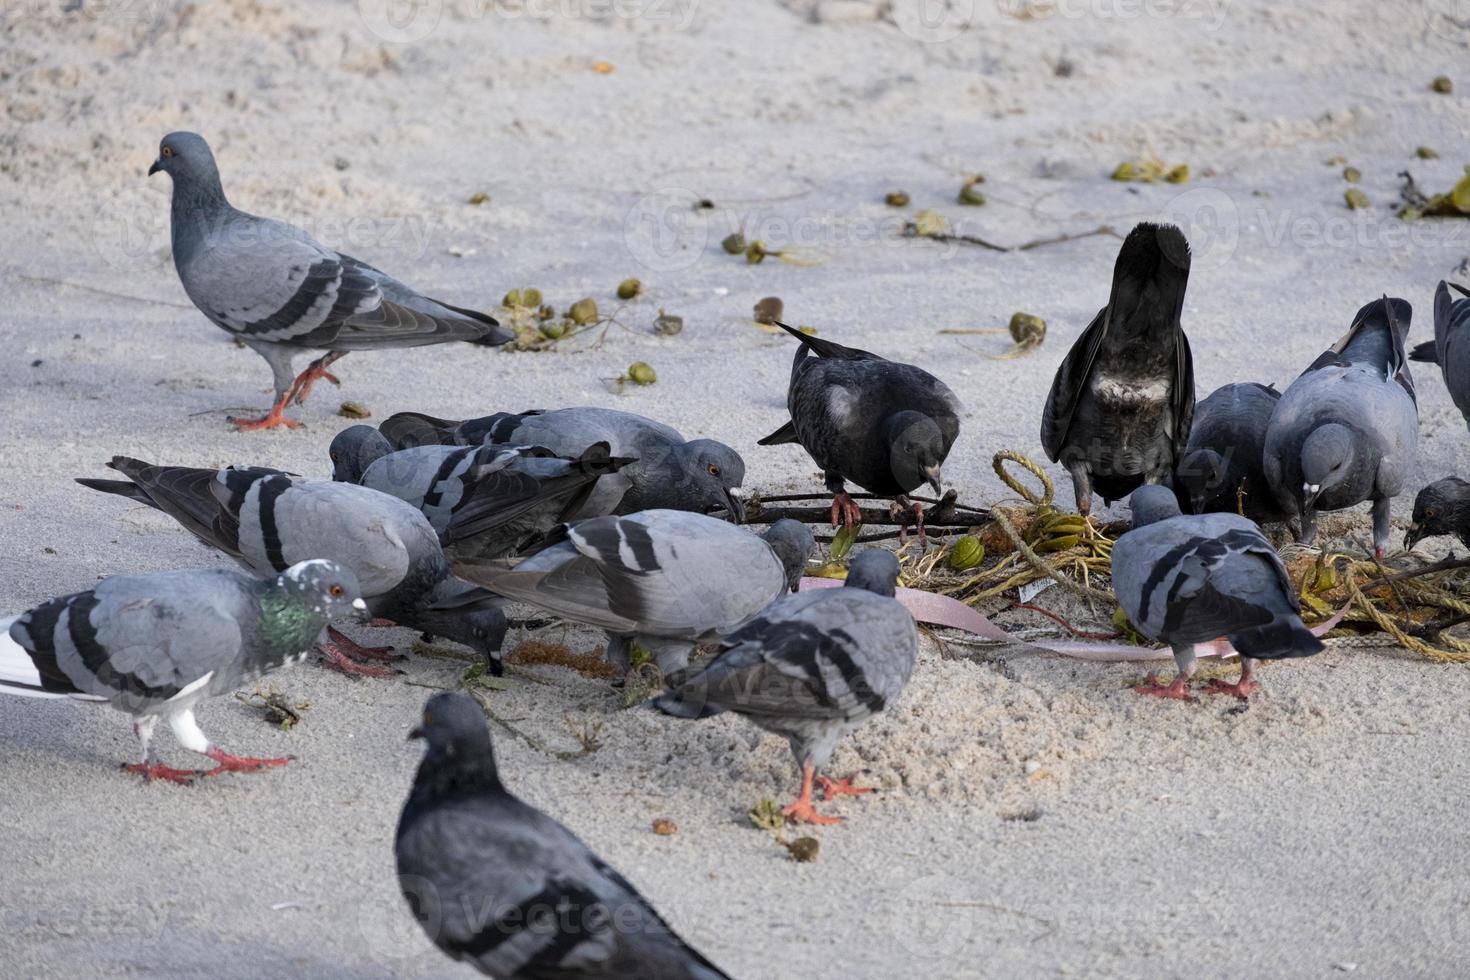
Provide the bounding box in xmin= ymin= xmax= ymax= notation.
xmin=2 ymin=1 xmax=1470 ymax=976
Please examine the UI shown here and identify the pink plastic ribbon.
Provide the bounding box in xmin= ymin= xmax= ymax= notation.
xmin=798 ymin=577 xmax=1350 ymax=663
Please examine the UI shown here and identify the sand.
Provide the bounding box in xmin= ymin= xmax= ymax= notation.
xmin=3 ymin=1 xmax=1470 ymax=976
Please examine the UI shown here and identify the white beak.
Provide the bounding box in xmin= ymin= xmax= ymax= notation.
xmin=351 ymin=598 xmax=368 ymax=612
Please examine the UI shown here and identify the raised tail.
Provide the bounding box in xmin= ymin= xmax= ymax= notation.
xmin=73 ymin=478 xmax=153 ymax=505
xmin=437 ymin=302 xmax=514 ymax=346
xmin=756 ymin=420 xmax=799 ymax=446
xmin=773 ymin=321 xmax=881 ymax=361
xmin=1409 ymin=339 xmax=1439 ymax=364
xmin=1228 ymin=614 xmax=1325 ymax=661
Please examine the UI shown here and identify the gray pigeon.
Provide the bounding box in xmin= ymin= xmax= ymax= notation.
xmin=396 ymin=693 xmax=730 ymax=979
xmin=1262 ymin=296 xmax=1419 ymax=557
xmin=379 ymin=407 xmax=746 ymax=522
xmin=1409 ymin=281 xmax=1470 ymax=431
xmin=77 ymin=457 xmax=508 ymax=676
xmin=1406 ymin=477 xmax=1470 ymax=549
xmin=149 ymin=132 xmax=511 ymax=430
xmin=329 ymin=426 xmax=635 ymax=560
xmin=1112 ymin=486 xmax=1324 ymax=701
xmin=0 ymin=560 xmax=365 ymax=782
xmin=453 ymin=511 xmax=815 ymax=681
xmin=1041 ymin=222 xmax=1195 ymax=516
xmin=653 ymin=550 xmax=915 ymax=825
xmin=1173 ymin=382 xmax=1284 ymax=521
xmin=757 ymin=322 xmax=961 ymax=538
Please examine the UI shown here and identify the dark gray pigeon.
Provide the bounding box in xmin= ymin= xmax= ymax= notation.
xmin=1409 ymin=281 xmax=1470 ymax=431
xmin=653 ymin=550 xmax=916 ymax=825
xmin=1112 ymin=486 xmax=1323 ymax=701
xmin=454 ymin=511 xmax=815 ymax=681
xmin=1041 ymin=222 xmax=1195 ymax=516
xmin=1406 ymin=477 xmax=1470 ymax=549
xmin=77 ymin=457 xmax=508 ymax=676
xmin=396 ymin=693 xmax=730 ymax=979
xmin=757 ymin=322 xmax=961 ymax=538
xmin=328 ymin=425 xmax=635 ymax=560
xmin=0 ymin=560 xmax=365 ymax=782
xmin=149 ymin=132 xmax=511 ymax=431
xmin=1173 ymin=382 xmax=1284 ymax=521
xmin=1263 ymin=296 xmax=1419 ymax=557
xmin=379 ymin=407 xmax=746 ymax=522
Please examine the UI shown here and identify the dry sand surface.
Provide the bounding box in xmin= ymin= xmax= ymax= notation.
xmin=4 ymin=1 xmax=1470 ymax=977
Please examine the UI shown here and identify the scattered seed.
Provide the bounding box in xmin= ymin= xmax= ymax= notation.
xmin=721 ymin=232 xmax=747 ymax=255
xmin=786 ymin=837 xmax=820 ymax=862
xmin=1431 ymin=75 xmax=1453 ymax=94
xmin=468 ymin=192 xmax=490 ymax=205
xmin=753 ymin=296 xmax=784 ymax=324
xmin=1345 ymin=188 xmax=1370 ymax=210
xmin=884 ymin=190 xmax=910 ymax=207
xmin=569 ymin=298 xmax=599 ymax=325
xmin=653 ymin=309 xmax=684 ymax=336
xmin=1342 ymin=166 xmax=1362 ymax=183
xmin=339 ymin=400 xmax=371 ymax=419
xmin=652 ymin=818 xmax=678 ymax=836
xmin=628 ymin=362 xmax=657 ymax=385
xmin=616 ymin=278 xmax=643 ymax=300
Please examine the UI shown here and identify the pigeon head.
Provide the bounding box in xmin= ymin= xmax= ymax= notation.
xmin=761 ymin=519 xmax=816 ymax=592
xmin=845 ymin=549 xmax=900 ymax=597
xmin=1174 ymin=447 xmax=1225 ymax=514
xmin=330 ymin=425 xmax=394 ymax=482
xmin=278 ymin=559 xmax=369 ymax=621
xmin=1128 ymin=485 xmax=1183 ymax=528
xmin=1406 ymin=477 xmax=1470 ymax=549
xmin=148 ymin=132 xmax=225 ymax=198
xmin=408 ymin=693 xmax=502 ymax=789
xmin=413 ymin=601 xmax=510 ymax=677
xmin=676 ymin=439 xmax=747 ymax=523
xmin=884 ymin=411 xmax=946 ymax=495
xmin=1299 ymin=423 xmax=1363 ymax=509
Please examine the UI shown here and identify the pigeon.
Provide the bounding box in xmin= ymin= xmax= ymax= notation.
xmin=757 ymin=322 xmax=961 ymax=538
xmin=328 ymin=425 xmax=635 ymax=560
xmin=1111 ymin=486 xmax=1324 ymax=700
xmin=1408 ymin=281 xmax=1470 ymax=431
xmin=378 ymin=407 xmax=747 ymax=522
xmin=395 ymin=693 xmax=730 ymax=979
xmin=453 ymin=512 xmax=816 ymax=681
xmin=77 ymin=457 xmax=508 ymax=676
xmin=1262 ymin=296 xmax=1419 ymax=557
xmin=1173 ymin=382 xmax=1285 ymax=521
xmin=0 ymin=560 xmax=365 ymax=782
xmin=149 ymin=132 xmax=512 ymax=431
xmin=1406 ymin=477 xmax=1470 ymax=550
xmin=653 ymin=549 xmax=916 ymax=825
xmin=1041 ymin=222 xmax=1195 ymax=516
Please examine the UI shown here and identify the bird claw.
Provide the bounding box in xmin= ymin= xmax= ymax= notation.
xmin=228 ymin=405 xmax=302 ymax=431
xmin=816 ymin=774 xmax=874 ymax=800
xmin=123 ymin=761 xmax=204 ymax=785
xmin=289 ymin=353 xmax=346 ymax=407
xmin=1131 ymin=673 xmax=1195 ymax=701
xmin=325 ymin=626 xmax=401 ymax=662
xmin=202 ymin=749 xmax=294 ymax=775
xmin=829 ymin=493 xmax=863 ymax=532
xmin=320 ymin=642 xmax=397 ymax=679
xmin=1202 ymin=677 xmax=1257 ymax=700
xmin=782 ymin=799 xmax=843 ymax=826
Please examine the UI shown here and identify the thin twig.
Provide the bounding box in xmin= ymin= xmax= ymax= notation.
xmin=16 ymin=274 xmax=195 ymax=309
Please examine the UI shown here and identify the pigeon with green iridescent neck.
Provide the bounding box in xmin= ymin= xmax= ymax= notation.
xmin=76 ymin=456 xmax=509 ymax=676
xmin=0 ymin=560 xmax=365 ymax=783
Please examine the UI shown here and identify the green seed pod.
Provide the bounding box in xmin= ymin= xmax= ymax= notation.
xmin=786 ymin=837 xmax=820 ymax=863
xmin=338 ymin=400 xmax=371 ymax=419
xmin=797 ymin=325 xmax=818 ymax=335
xmin=628 ymin=362 xmax=657 ymax=385
xmin=1111 ymin=161 xmax=1137 ymax=182
xmin=536 ymin=304 xmax=556 ymax=321
xmin=617 ymin=278 xmax=642 ymax=300
xmin=745 ymin=240 xmax=767 ymax=264
xmin=947 ymin=534 xmax=985 ymax=571
xmin=829 ymin=524 xmax=859 ymax=560
xmin=722 ymin=232 xmax=747 ymax=254
xmin=1164 ymin=163 xmax=1190 ymax=184
xmin=569 ymin=298 xmax=598 ymax=325
xmin=468 ymin=192 xmax=489 ymax=205
xmin=912 ymin=209 xmax=948 ymax=237
xmin=522 ymin=288 xmax=543 ymax=308
xmin=539 ymin=321 xmax=566 ymax=341
xmin=884 ymin=190 xmax=910 ymax=207
xmin=1342 ymin=166 xmax=1362 ymax=183
xmin=753 ymin=296 xmax=783 ymax=324
xmin=957 ymin=181 xmax=987 ymax=206
xmin=502 ymin=289 xmax=524 ymax=308
xmin=1344 ymin=188 xmax=1370 ymax=210
xmin=1009 ymin=312 xmax=1046 ymax=347
xmin=653 ymin=309 xmax=683 ymax=336
xmin=1417 ymin=146 xmax=1440 ymax=159
xmin=1431 ymin=75 xmax=1453 ymax=94
xmin=1454 ymin=168 xmax=1470 ymax=213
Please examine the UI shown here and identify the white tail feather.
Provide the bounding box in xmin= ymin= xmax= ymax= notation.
xmin=0 ymin=614 xmax=68 ymax=699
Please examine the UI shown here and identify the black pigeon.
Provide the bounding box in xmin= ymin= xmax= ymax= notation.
xmin=1041 ymin=222 xmax=1195 ymax=516
xmin=1173 ymin=382 xmax=1284 ymax=521
xmin=758 ymin=322 xmax=961 ymax=538
xmin=395 ymin=693 xmax=731 ymax=979
xmin=1409 ymin=281 xmax=1470 ymax=431
xmin=1406 ymin=477 xmax=1470 ymax=549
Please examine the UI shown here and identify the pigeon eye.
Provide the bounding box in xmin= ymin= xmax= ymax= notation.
xmin=330 ymin=451 xmax=339 ymax=462
xmin=707 ymin=464 xmax=720 ymax=477
xmin=330 ymin=584 xmax=344 ymax=597
xmin=1426 ymin=508 xmax=1438 ymax=519
xmin=162 ymin=146 xmax=173 ymax=157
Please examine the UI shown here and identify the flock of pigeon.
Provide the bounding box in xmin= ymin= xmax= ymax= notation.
xmin=3 ymin=130 xmax=1469 ymax=977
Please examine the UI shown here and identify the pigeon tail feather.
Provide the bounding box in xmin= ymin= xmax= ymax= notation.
xmin=1228 ymin=615 xmax=1325 ymax=661
xmin=1408 ymin=339 xmax=1439 ymax=364
xmin=651 ymin=690 xmax=727 ymax=720
xmin=0 ymin=615 xmax=62 ymax=700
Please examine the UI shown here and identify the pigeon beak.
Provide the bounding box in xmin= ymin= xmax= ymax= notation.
xmin=351 ymin=597 xmax=370 ymax=622
xmin=722 ymin=488 xmax=746 ymax=525
xmin=407 ymin=726 xmax=424 ymax=741
xmin=147 ymin=159 xmax=162 ymax=177
xmin=1405 ymin=524 xmax=1423 ymax=550
xmin=923 ymin=465 xmax=942 ymax=496
xmin=1302 ymin=482 xmax=1322 ymax=508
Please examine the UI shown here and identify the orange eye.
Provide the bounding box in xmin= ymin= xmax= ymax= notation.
xmin=162 ymin=146 xmax=173 ymax=157
xmin=330 ymin=584 xmax=344 ymax=597
xmin=707 ymin=464 xmax=720 ymax=477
